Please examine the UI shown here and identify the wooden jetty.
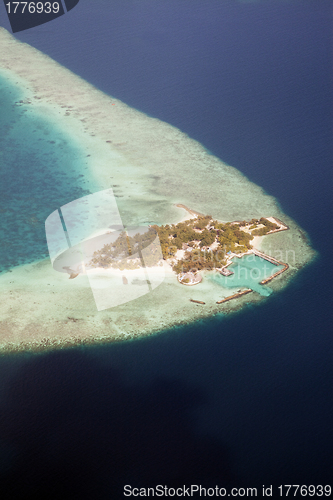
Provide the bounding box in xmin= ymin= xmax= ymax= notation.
xmin=252 ymin=249 xmax=282 ymax=266
xmin=216 ymin=288 xmax=252 ymax=304
xmin=190 ymin=299 xmax=206 ymax=305
xmin=252 ymin=249 xmax=289 ymax=284
xmin=260 ymin=263 xmax=289 ymax=284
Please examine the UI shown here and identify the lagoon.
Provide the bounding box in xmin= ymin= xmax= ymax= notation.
xmin=212 ymin=255 xmax=284 ymax=296
xmin=0 ymin=74 xmax=97 ymax=273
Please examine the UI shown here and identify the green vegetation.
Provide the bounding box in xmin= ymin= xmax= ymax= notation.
xmin=153 ymin=215 xmax=280 ymax=274
xmin=217 ymin=224 xmax=253 ymax=254
xmin=153 ymin=216 xmax=252 ymax=273
xmin=150 ymin=215 xmax=214 ymax=258
xmin=88 ymin=215 xmax=280 ymax=274
xmin=251 ymin=218 xmax=279 ymax=236
xmin=172 ymin=248 xmax=226 ymax=274
xmin=90 ymin=228 xmax=161 ymax=270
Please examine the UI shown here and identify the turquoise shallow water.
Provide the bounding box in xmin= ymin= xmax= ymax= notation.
xmin=211 ymin=255 xmax=284 ymax=296
xmin=0 ymin=76 xmax=98 ymax=273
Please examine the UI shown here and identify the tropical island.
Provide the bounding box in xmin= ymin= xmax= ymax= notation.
xmin=87 ymin=207 xmax=289 ymax=303
xmin=0 ymin=28 xmax=315 ymax=352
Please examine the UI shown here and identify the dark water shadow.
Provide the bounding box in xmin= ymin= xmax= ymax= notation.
xmin=0 ymin=350 xmax=239 ymax=499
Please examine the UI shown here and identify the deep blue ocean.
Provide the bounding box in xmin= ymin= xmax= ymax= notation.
xmin=0 ymin=1 xmax=332 ymax=497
